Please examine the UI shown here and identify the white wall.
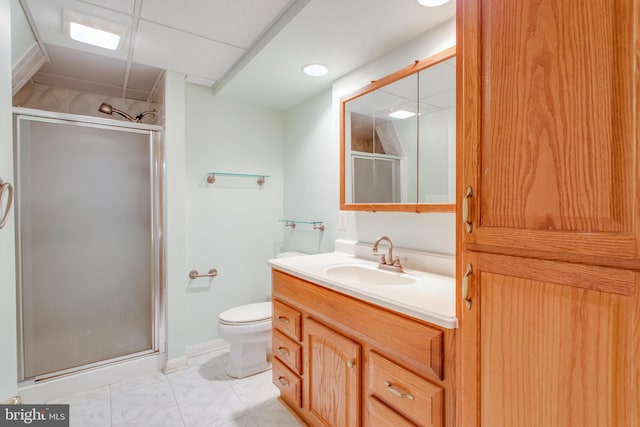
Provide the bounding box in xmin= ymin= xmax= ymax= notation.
xmin=164 ymin=71 xmax=188 ymax=361
xmin=283 ymin=18 xmax=456 ymax=255
xmin=283 ymin=89 xmax=336 ymax=255
xmin=184 ymin=84 xmax=284 ymax=347
xmin=0 ymin=0 xmax=18 ymax=401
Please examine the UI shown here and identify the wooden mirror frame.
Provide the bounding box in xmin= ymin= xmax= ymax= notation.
xmin=340 ymin=46 xmax=456 ymax=213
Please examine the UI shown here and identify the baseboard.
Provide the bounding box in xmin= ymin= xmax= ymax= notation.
xmin=163 ymin=355 xmax=189 ymax=374
xmin=186 ymin=338 xmax=229 ymax=357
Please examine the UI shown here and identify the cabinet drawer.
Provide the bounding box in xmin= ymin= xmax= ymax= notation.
xmin=367 ymin=396 xmax=417 ymax=427
xmin=272 ymin=329 xmax=302 ymax=374
xmin=272 ymin=359 xmax=302 ymax=409
xmin=368 ymin=352 xmax=443 ymax=427
xmin=273 ymin=299 xmax=301 ymax=341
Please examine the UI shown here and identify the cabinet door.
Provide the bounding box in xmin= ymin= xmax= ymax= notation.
xmin=304 ymin=318 xmax=361 ymax=427
xmin=459 ymin=252 xmax=638 ymax=427
xmin=459 ymin=0 xmax=640 ymax=268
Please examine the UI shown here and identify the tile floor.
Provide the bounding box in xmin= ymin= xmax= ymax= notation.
xmin=46 ymin=349 xmax=302 ymax=427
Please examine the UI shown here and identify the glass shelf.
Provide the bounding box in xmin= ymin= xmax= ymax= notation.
xmin=206 ymin=172 xmax=269 ymax=186
xmin=279 ymin=219 xmax=325 ymax=231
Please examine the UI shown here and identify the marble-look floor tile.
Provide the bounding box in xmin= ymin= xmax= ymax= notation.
xmin=112 ymin=404 xmax=184 ymax=427
xmin=178 ymin=386 xmax=249 ymax=427
xmin=250 ymin=400 xmax=301 ymax=427
xmin=110 ymin=374 xmax=176 ymax=425
xmin=214 ymin=413 xmax=258 ymax=427
xmin=47 ymin=385 xmax=111 ymax=427
xmin=230 ymin=370 xmax=279 ymax=412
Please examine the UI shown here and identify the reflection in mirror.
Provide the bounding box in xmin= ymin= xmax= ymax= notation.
xmin=418 ymin=57 xmax=455 ymax=203
xmin=340 ymin=47 xmax=456 ymax=213
xmin=346 ymin=74 xmax=418 ymax=203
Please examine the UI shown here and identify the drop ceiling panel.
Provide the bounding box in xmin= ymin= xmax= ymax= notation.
xmin=31 ymin=73 xmax=125 ymax=98
xmin=24 ymin=0 xmax=132 ymax=60
xmin=79 ymin=0 xmax=136 ymax=15
xmin=37 ymin=44 xmax=126 ymax=86
xmin=127 ymin=62 xmax=162 ymax=91
xmin=134 ymin=19 xmax=245 ymax=79
xmin=140 ymin=0 xmax=292 ymax=49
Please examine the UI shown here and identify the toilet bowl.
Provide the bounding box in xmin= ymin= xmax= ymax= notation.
xmin=217 ymin=301 xmax=273 ymax=378
xmin=217 ymin=251 xmax=306 ymax=378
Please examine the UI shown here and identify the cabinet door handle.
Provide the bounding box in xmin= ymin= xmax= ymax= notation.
xmin=384 ymin=381 xmax=415 ymax=400
xmin=462 ymin=186 xmax=473 ymax=233
xmin=277 ymin=346 xmax=290 ymax=356
xmin=462 ymin=263 xmax=473 ymax=309
xmin=276 ymin=316 xmax=289 ymax=324
xmin=346 ymin=359 xmax=355 ymax=369
xmin=277 ymin=376 xmax=290 ymax=387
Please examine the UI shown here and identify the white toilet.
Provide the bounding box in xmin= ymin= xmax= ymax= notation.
xmin=216 ymin=251 xmax=306 ymax=378
xmin=217 ymin=301 xmax=273 ymax=378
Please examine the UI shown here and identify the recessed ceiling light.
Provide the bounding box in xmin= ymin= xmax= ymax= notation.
xmin=417 ymin=0 xmax=450 ymax=6
xmin=63 ymin=10 xmax=126 ymax=50
xmin=388 ymin=110 xmax=416 ymax=119
xmin=302 ymin=64 xmax=329 ymax=77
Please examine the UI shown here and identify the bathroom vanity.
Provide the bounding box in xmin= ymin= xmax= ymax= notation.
xmin=268 ymin=248 xmax=456 ymax=427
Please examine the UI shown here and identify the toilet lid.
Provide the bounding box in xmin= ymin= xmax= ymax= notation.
xmin=219 ymin=302 xmax=272 ymax=324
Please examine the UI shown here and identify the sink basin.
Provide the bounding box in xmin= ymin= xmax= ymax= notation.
xmin=323 ymin=264 xmax=417 ymax=286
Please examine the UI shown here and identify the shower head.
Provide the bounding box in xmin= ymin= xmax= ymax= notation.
xmin=98 ymin=102 xmax=157 ymax=123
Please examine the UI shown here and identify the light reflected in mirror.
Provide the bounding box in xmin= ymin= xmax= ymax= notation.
xmin=340 ymin=47 xmax=456 ymax=213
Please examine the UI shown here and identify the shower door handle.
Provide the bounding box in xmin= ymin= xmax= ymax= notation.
xmin=0 ymin=178 xmax=13 ymax=229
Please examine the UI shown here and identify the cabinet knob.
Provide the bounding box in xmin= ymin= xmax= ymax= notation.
xmin=384 ymin=381 xmax=415 ymax=400
xmin=277 ymin=346 xmax=290 ymax=356
xmin=277 ymin=376 xmax=290 ymax=387
xmin=276 ymin=316 xmax=290 ymax=324
xmin=346 ymin=359 xmax=355 ymax=369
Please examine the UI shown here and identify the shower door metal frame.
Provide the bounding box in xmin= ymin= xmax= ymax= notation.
xmin=13 ymin=108 xmax=165 ymax=382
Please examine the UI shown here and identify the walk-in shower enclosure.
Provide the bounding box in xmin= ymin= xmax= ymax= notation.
xmin=13 ymin=110 xmax=164 ymax=382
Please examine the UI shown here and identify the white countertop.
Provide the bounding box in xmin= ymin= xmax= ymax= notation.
xmin=268 ymin=251 xmax=458 ymax=329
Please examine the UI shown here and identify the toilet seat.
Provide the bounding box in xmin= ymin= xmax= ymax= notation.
xmin=219 ymin=302 xmax=271 ymax=326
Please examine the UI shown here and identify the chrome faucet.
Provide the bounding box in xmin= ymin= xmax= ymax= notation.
xmin=372 ymin=235 xmax=403 ymax=272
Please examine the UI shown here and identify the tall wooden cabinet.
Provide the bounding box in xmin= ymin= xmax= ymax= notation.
xmin=457 ymin=0 xmax=640 ymax=426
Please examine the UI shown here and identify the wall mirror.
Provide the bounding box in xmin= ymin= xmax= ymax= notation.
xmin=340 ymin=47 xmax=456 ymax=212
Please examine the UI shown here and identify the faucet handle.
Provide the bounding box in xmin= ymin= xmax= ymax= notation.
xmin=374 ymin=253 xmax=387 ymax=264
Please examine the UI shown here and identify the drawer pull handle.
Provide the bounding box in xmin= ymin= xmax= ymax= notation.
xmin=276 ymin=316 xmax=290 ymax=324
xmin=277 ymin=376 xmax=290 ymax=387
xmin=277 ymin=346 xmax=290 ymax=356
xmin=346 ymin=360 xmax=355 ymax=369
xmin=384 ymin=381 xmax=415 ymax=400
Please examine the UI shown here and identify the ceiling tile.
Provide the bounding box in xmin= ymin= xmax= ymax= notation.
xmin=140 ymin=0 xmax=292 ymax=48
xmin=31 ymin=73 xmax=124 ymax=98
xmin=37 ymin=44 xmax=126 ymax=86
xmin=133 ymin=20 xmax=245 ymax=80
xmin=24 ymin=0 xmax=132 ymax=60
xmin=127 ymin=62 xmax=163 ymax=91
xmin=79 ymin=0 xmax=136 ymax=15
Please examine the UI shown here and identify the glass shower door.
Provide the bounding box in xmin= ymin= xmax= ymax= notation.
xmin=16 ymin=116 xmax=159 ymax=380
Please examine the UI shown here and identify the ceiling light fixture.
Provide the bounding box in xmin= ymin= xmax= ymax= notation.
xmin=417 ymin=0 xmax=450 ymax=6
xmin=64 ymin=10 xmax=126 ymax=50
xmin=388 ymin=109 xmax=416 ymax=119
xmin=302 ymin=64 xmax=329 ymax=77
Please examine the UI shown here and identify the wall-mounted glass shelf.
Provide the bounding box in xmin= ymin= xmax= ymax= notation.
xmin=206 ymin=172 xmax=269 ymax=187
xmin=279 ymin=219 xmax=325 ymax=231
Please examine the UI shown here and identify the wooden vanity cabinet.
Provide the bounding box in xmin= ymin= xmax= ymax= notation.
xmin=272 ymin=269 xmax=455 ymax=427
